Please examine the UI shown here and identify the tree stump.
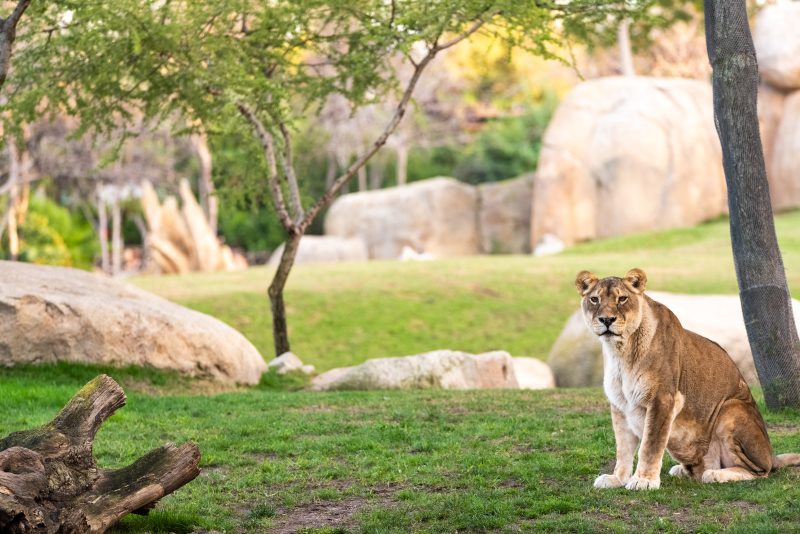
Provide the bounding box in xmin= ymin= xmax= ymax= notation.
xmin=0 ymin=374 xmax=201 ymax=533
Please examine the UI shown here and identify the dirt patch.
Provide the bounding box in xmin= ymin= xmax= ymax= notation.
xmin=269 ymin=482 xmax=402 ymax=534
xmin=122 ymin=377 xmax=243 ymax=397
xmin=768 ymin=423 xmax=800 ymax=437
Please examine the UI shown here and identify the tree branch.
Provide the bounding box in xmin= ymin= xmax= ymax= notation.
xmin=0 ymin=0 xmax=32 ymax=88
xmin=301 ymin=16 xmax=490 ymax=229
xmin=278 ymin=122 xmax=305 ymax=223
xmin=236 ymin=103 xmax=295 ymax=231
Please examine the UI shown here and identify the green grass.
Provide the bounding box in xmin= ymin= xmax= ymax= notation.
xmin=1 ymin=365 xmax=799 ymax=533
xmin=133 ymin=210 xmax=800 ymax=370
xmin=2 ymin=211 xmax=800 ymax=532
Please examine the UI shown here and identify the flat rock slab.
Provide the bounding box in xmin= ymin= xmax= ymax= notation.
xmin=309 ymin=350 xmax=520 ymax=391
xmin=0 ymin=261 xmax=267 ymax=384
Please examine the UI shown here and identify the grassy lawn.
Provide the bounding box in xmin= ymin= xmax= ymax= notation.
xmin=133 ymin=211 xmax=800 ymax=370
xmin=2 ymin=211 xmax=800 ymax=532
xmin=2 ymin=365 xmax=799 ymax=533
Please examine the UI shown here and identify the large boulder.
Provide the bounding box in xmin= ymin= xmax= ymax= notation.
xmin=324 ymin=177 xmax=480 ymax=259
xmin=309 ymin=350 xmax=519 ymax=391
xmin=477 ymin=175 xmax=533 ymax=254
xmin=0 ymin=261 xmax=267 ymax=384
xmin=768 ymin=91 xmax=800 ymax=212
xmin=268 ymin=236 xmax=368 ymax=266
xmin=758 ymin=83 xmax=787 ymax=198
xmin=531 ymin=77 xmax=726 ymax=249
xmin=547 ymin=291 xmax=800 ymax=388
xmin=754 ymin=3 xmax=800 ymax=91
xmin=512 ymin=357 xmax=555 ymax=390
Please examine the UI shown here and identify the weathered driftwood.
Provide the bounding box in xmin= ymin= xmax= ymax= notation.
xmin=0 ymin=375 xmax=201 ymax=533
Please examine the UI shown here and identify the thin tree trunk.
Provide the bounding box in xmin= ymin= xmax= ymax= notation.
xmin=369 ymin=160 xmax=385 ymax=190
xmin=325 ymin=156 xmax=337 ymax=190
xmin=191 ymin=132 xmax=218 ymax=235
xmin=268 ymin=230 xmax=302 ymax=356
xmin=6 ymin=201 xmax=17 ymax=260
xmin=396 ymin=144 xmax=409 ymax=186
xmin=357 ymin=165 xmax=367 ymax=192
xmin=617 ymin=18 xmax=635 ymax=77
xmin=705 ymin=0 xmax=800 ymax=409
xmin=97 ymin=187 xmax=110 ymax=275
xmin=111 ymin=192 xmax=122 ymax=276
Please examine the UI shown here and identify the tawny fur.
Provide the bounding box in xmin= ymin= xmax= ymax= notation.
xmin=576 ymin=268 xmax=800 ymax=490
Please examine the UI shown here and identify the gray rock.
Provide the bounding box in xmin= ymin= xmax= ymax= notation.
xmin=0 ymin=261 xmax=267 ymax=384
xmin=531 ymin=77 xmax=726 ymax=248
xmin=477 ymin=175 xmax=533 ymax=254
xmin=268 ymin=352 xmax=315 ymax=375
xmin=309 ymin=350 xmax=518 ymax=391
xmin=324 ymin=177 xmax=480 ymax=259
xmin=269 ymin=236 xmax=368 ymax=266
xmin=754 ymin=3 xmax=800 ymax=90
xmin=512 ymin=357 xmax=556 ymax=390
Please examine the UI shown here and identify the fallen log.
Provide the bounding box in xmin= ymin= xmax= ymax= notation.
xmin=0 ymin=374 xmax=201 ymax=533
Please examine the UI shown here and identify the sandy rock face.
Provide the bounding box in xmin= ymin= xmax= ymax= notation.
xmin=769 ymin=91 xmax=800 ymax=212
xmin=512 ymin=357 xmax=555 ymax=390
xmin=309 ymin=350 xmax=519 ymax=391
xmin=324 ymin=177 xmax=480 ymax=260
xmin=754 ymin=3 xmax=800 ymax=91
xmin=268 ymin=236 xmax=368 ymax=266
xmin=477 ymin=175 xmax=533 ymax=254
xmin=547 ymin=291 xmax=800 ymax=388
xmin=0 ymin=261 xmax=267 ymax=384
xmin=531 ymin=77 xmax=726 ymax=249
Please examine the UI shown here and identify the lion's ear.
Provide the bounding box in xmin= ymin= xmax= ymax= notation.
xmin=575 ymin=271 xmax=598 ymax=295
xmin=624 ymin=268 xmax=647 ymax=293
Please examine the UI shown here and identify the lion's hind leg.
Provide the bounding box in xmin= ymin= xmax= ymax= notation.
xmin=702 ymin=399 xmax=772 ymax=484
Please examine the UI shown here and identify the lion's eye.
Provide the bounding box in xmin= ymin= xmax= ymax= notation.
xmin=589 ymin=296 xmax=599 ymax=305
xmin=619 ymin=296 xmax=628 ymax=304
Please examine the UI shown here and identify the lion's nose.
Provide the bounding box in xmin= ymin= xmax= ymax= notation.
xmin=599 ymin=316 xmax=617 ymax=327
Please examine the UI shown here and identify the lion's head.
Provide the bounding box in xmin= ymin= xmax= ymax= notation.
xmin=575 ymin=268 xmax=648 ymax=340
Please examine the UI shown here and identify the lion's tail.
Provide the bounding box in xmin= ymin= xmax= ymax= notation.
xmin=773 ymin=453 xmax=800 ymax=469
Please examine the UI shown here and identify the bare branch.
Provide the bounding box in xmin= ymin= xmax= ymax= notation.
xmin=301 ymin=15 xmax=490 ymax=229
xmin=236 ymin=104 xmax=295 ymax=231
xmin=277 ymin=122 xmax=304 ymax=223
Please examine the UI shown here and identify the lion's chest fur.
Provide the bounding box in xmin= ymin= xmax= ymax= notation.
xmin=601 ymin=339 xmax=651 ymax=437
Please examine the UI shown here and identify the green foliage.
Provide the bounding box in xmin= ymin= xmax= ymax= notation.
xmin=453 ymin=96 xmax=557 ymax=184
xmin=10 ymin=196 xmax=98 ymax=269
xmin=8 ymin=0 xmax=644 ymax=212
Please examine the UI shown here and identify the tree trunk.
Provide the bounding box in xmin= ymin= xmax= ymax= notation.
xmin=325 ymin=156 xmax=337 ymax=190
xmin=705 ymin=0 xmax=800 ymax=409
xmin=617 ymin=18 xmax=635 ymax=77
xmin=111 ymin=192 xmax=123 ymax=276
xmin=357 ymin=165 xmax=367 ymax=192
xmin=369 ymin=160 xmax=385 ymax=190
xmin=0 ymin=375 xmax=200 ymax=533
xmin=268 ymin=230 xmax=302 ymax=356
xmin=191 ymin=132 xmax=218 ymax=235
xmin=396 ymin=144 xmax=409 ymax=186
xmin=97 ymin=187 xmax=110 ymax=275
xmin=6 ymin=202 xmax=17 ymax=260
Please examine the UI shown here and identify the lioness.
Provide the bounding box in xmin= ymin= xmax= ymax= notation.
xmin=576 ymin=268 xmax=800 ymax=490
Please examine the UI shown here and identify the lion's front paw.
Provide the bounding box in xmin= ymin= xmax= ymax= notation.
xmin=668 ymin=464 xmax=688 ymax=478
xmin=625 ymin=475 xmax=661 ymax=491
xmin=593 ymin=474 xmax=625 ymax=489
